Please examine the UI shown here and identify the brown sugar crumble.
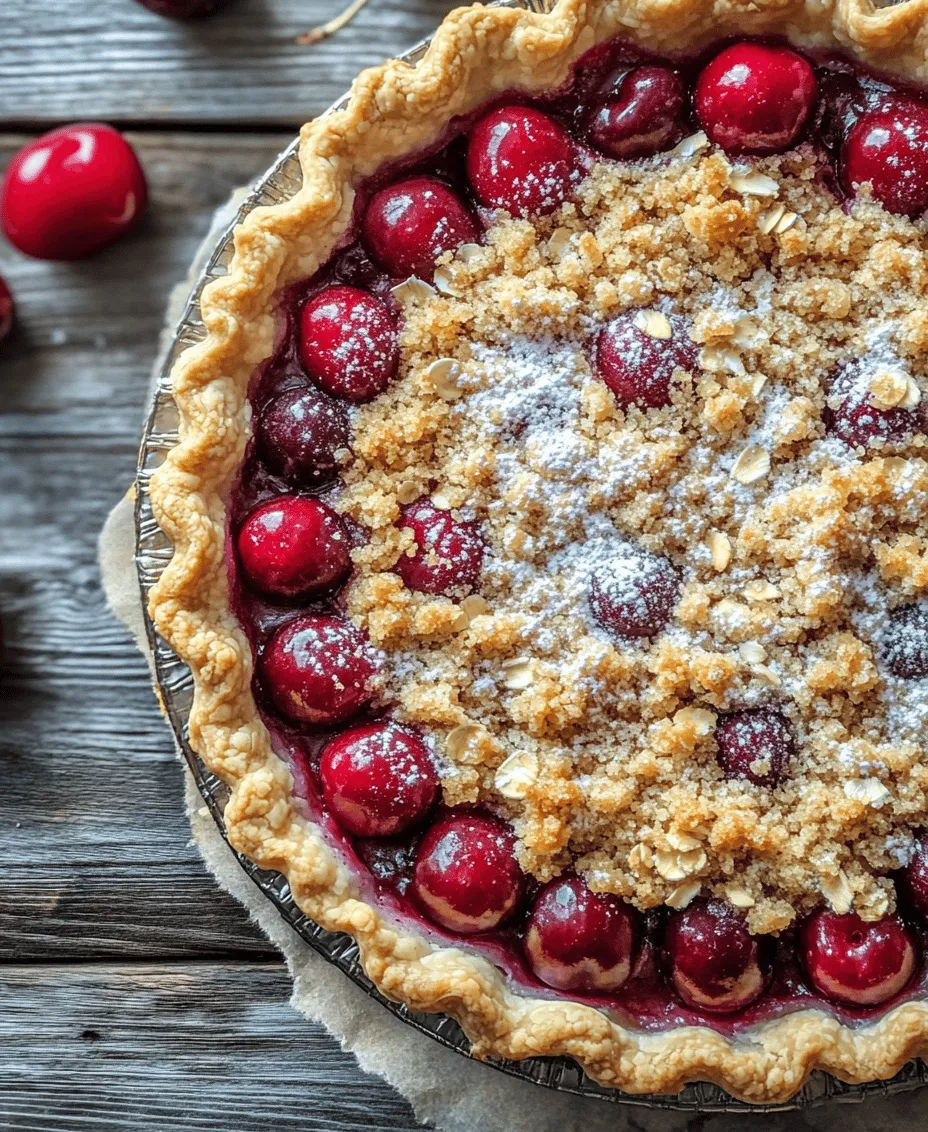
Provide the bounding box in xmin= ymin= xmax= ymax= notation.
xmin=335 ymin=142 xmax=928 ymax=936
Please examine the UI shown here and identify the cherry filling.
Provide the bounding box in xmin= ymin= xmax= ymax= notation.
xmin=800 ymin=910 xmax=917 ymax=1007
xmin=714 ymin=709 xmax=794 ymax=787
xmin=663 ymin=900 xmax=774 ymax=1014
xmin=255 ymin=386 xmax=351 ymax=487
xmin=589 ymin=549 xmax=680 ymax=639
xmin=595 ymin=310 xmax=697 ymax=410
xmin=586 ymin=66 xmax=688 ymax=160
xmin=525 ymin=874 xmax=641 ymax=993
xmin=412 ymin=812 xmax=525 ymax=934
xmin=299 ymin=285 xmax=399 ymax=403
xmin=841 ymin=96 xmax=928 ymax=221
xmin=395 ymin=498 xmax=484 ymax=597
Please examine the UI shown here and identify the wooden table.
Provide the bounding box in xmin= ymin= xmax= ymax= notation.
xmin=2 ymin=3 xmax=927 ymax=1129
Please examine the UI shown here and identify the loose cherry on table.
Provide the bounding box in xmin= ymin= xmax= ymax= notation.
xmin=589 ymin=550 xmax=679 ymax=639
xmin=300 ymin=285 xmax=398 ymax=403
xmin=881 ymin=604 xmax=928 ymax=679
xmin=319 ymin=721 xmax=440 ymax=838
xmin=586 ymin=66 xmax=688 ymax=160
xmin=714 ymin=709 xmax=794 ymax=787
xmin=899 ymin=835 xmax=928 ymax=921
xmin=260 ymin=614 xmax=379 ymax=726
xmin=362 ymin=177 xmax=480 ymax=281
xmin=800 ymin=910 xmax=917 ymax=1007
xmin=663 ymin=900 xmax=774 ymax=1013
xmin=1 ymin=124 xmax=147 ymax=260
xmin=133 ymin=0 xmax=231 ymax=14
xmin=466 ymin=105 xmax=580 ymax=218
xmin=255 ymin=385 xmax=351 ymax=487
xmin=841 ymin=96 xmax=928 ymax=220
xmin=694 ymin=43 xmax=818 ymax=156
xmin=595 ymin=310 xmax=697 ymax=410
xmin=395 ymin=498 xmax=484 ymax=597
xmin=412 ymin=812 xmax=524 ymax=934
xmin=0 ymin=277 xmax=14 ymax=341
xmin=237 ymin=496 xmax=351 ymax=600
xmin=524 ymin=874 xmax=641 ymax=993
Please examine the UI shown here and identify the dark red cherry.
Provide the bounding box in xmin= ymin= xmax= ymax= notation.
xmin=694 ymin=43 xmax=817 ymax=156
xmin=595 ymin=310 xmax=696 ymax=410
xmin=1 ymin=124 xmax=147 ymax=260
xmin=589 ymin=549 xmax=679 ymax=639
xmin=319 ymin=721 xmax=440 ymax=838
xmin=815 ymin=71 xmax=871 ymax=152
xmin=587 ymin=66 xmax=687 ymax=160
xmin=396 ymin=498 xmax=484 ymax=597
xmin=362 ymin=177 xmax=480 ymax=281
xmin=237 ymin=496 xmax=351 ymax=600
xmin=823 ymin=363 xmax=922 ymax=449
xmin=412 ymin=812 xmax=524 ymax=934
xmin=133 ymin=0 xmax=230 ymax=14
xmin=0 ymin=277 xmax=14 ymax=341
xmin=261 ymin=614 xmax=379 ymax=726
xmin=715 ymin=709 xmax=794 ymax=787
xmin=466 ymin=106 xmax=580 ymax=218
xmin=841 ymin=97 xmax=928 ymax=220
xmin=881 ymin=604 xmax=928 ymax=678
xmin=256 ymin=386 xmax=350 ymax=487
xmin=800 ymin=909 xmax=917 ymax=1007
xmin=664 ymin=899 xmax=773 ymax=1014
xmin=299 ymin=286 xmax=398 ymax=404
xmin=899 ymin=835 xmax=928 ymax=921
xmin=524 ymin=874 xmax=641 ymax=993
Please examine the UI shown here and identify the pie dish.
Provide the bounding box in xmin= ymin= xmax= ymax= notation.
xmin=148 ymin=0 xmax=928 ymax=1103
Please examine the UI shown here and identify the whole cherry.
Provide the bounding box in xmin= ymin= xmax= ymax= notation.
xmin=823 ymin=362 xmax=922 ymax=449
xmin=589 ymin=549 xmax=680 ymax=639
xmin=395 ymin=498 xmax=484 ymax=597
xmin=714 ymin=709 xmax=795 ymax=787
xmin=881 ymin=604 xmax=928 ymax=679
xmin=586 ymin=66 xmax=688 ymax=160
xmin=524 ymin=874 xmax=641 ymax=993
xmin=899 ymin=834 xmax=928 ymax=921
xmin=595 ymin=310 xmax=697 ymax=410
xmin=300 ymin=285 xmax=398 ymax=403
xmin=800 ymin=909 xmax=917 ymax=1008
xmin=1 ymin=124 xmax=147 ymax=260
xmin=841 ymin=96 xmax=928 ymax=219
xmin=255 ymin=385 xmax=351 ymax=487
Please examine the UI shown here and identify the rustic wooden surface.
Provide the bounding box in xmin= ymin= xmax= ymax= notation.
xmin=1 ymin=3 xmax=926 ymax=1130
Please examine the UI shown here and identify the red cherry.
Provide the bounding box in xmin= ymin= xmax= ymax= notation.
xmin=412 ymin=812 xmax=524 ymax=934
xmin=589 ymin=549 xmax=679 ymax=639
xmin=800 ymin=909 xmax=917 ymax=1007
xmin=1 ymin=124 xmax=147 ymax=260
xmin=299 ymin=286 xmax=398 ymax=404
xmin=319 ymin=721 xmax=439 ymax=838
xmin=586 ymin=66 xmax=688 ymax=160
xmin=899 ymin=835 xmax=928 ymax=921
xmin=237 ymin=496 xmax=351 ymax=600
xmin=134 ymin=0 xmax=230 ymax=14
xmin=524 ymin=874 xmax=641 ymax=993
xmin=663 ymin=899 xmax=774 ymax=1014
xmin=256 ymin=386 xmax=350 ymax=487
xmin=841 ymin=97 xmax=928 ymax=220
xmin=396 ymin=498 xmax=484 ymax=597
xmin=882 ymin=605 xmax=928 ymax=678
xmin=694 ymin=43 xmax=818 ymax=156
xmin=815 ymin=71 xmax=871 ymax=153
xmin=823 ymin=363 xmax=922 ymax=449
xmin=595 ymin=310 xmax=696 ymax=409
xmin=261 ymin=614 xmax=379 ymax=726
xmin=362 ymin=177 xmax=480 ymax=281
xmin=715 ymin=709 xmax=794 ymax=787
xmin=0 ymin=277 xmax=14 ymax=341
xmin=466 ymin=106 xmax=581 ymax=217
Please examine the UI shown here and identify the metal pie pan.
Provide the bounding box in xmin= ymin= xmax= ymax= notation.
xmin=134 ymin=3 xmax=928 ymax=1110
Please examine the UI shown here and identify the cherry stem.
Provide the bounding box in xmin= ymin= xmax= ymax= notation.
xmin=297 ymin=0 xmax=371 ymax=44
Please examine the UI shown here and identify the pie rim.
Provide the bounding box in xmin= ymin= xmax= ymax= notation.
xmin=147 ymin=0 xmax=928 ymax=1102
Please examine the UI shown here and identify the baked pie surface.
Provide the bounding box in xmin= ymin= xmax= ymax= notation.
xmin=149 ymin=0 xmax=928 ymax=1101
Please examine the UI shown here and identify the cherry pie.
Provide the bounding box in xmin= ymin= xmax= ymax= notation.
xmin=150 ymin=0 xmax=928 ymax=1101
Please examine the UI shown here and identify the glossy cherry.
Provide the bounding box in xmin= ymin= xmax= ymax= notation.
xmin=524 ymin=874 xmax=641 ymax=993
xmin=0 ymin=277 xmax=14 ymax=341
xmin=595 ymin=310 xmax=697 ymax=410
xmin=841 ymin=96 xmax=928 ymax=220
xmin=899 ymin=834 xmax=928 ymax=921
xmin=237 ymin=496 xmax=351 ymax=600
xmin=694 ymin=43 xmax=818 ymax=156
xmin=466 ymin=106 xmax=580 ymax=218
xmin=589 ymin=549 xmax=679 ymax=639
xmin=1 ymin=124 xmax=147 ymax=260
xmin=823 ymin=364 xmax=921 ymax=449
xmin=395 ymin=498 xmax=484 ymax=597
xmin=586 ymin=66 xmax=688 ymax=160
xmin=664 ymin=900 xmax=774 ymax=1014
xmin=319 ymin=722 xmax=440 ymax=838
xmin=256 ymin=385 xmax=351 ymax=487
xmin=134 ymin=0 xmax=230 ymax=14
xmin=881 ymin=604 xmax=928 ymax=679
xmin=412 ymin=812 xmax=524 ymax=934
xmin=261 ymin=614 xmax=379 ymax=726
xmin=362 ymin=177 xmax=480 ymax=281
xmin=800 ymin=910 xmax=917 ymax=1008
xmin=299 ymin=285 xmax=398 ymax=403
xmin=714 ymin=709 xmax=794 ymax=787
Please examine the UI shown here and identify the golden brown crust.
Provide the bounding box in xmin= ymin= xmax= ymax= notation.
xmin=149 ymin=0 xmax=928 ymax=1102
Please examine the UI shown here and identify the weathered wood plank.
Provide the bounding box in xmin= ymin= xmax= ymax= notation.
xmin=0 ymin=0 xmax=454 ymax=128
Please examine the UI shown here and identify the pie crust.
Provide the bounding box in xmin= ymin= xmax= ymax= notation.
xmin=148 ymin=0 xmax=928 ymax=1102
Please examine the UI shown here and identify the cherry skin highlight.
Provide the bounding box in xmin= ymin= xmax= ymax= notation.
xmin=1 ymin=124 xmax=147 ymax=260
xmin=694 ymin=43 xmax=818 ymax=156
xmin=800 ymin=910 xmax=917 ymax=1008
xmin=841 ymin=96 xmax=928 ymax=220
xmin=319 ymin=722 xmax=440 ymax=838
xmin=300 ymin=285 xmax=398 ymax=403
xmin=714 ymin=709 xmax=795 ymax=787
xmin=586 ymin=66 xmax=688 ymax=160
xmin=261 ymin=614 xmax=379 ymax=727
xmin=595 ymin=310 xmax=697 ymax=410
xmin=256 ymin=386 xmax=351 ymax=487
xmin=395 ymin=498 xmax=484 ymax=597
xmin=412 ymin=812 xmax=524 ymax=934
xmin=524 ymin=874 xmax=641 ymax=993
